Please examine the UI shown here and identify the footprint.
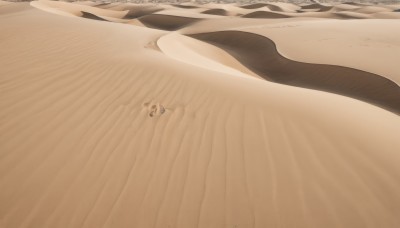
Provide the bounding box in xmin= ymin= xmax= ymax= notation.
xmin=148 ymin=103 xmax=166 ymax=117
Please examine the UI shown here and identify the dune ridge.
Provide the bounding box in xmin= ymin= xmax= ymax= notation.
xmin=157 ymin=33 xmax=259 ymax=79
xmin=123 ymin=7 xmax=163 ymax=19
xmin=241 ymin=3 xmax=280 ymax=11
xmin=81 ymin=11 xmax=109 ymax=21
xmin=171 ymin=4 xmax=199 ymax=9
xmin=188 ymin=31 xmax=400 ymax=114
xmin=301 ymin=3 xmax=332 ymax=12
xmin=242 ymin=11 xmax=291 ymax=18
xmin=202 ymin=8 xmax=229 ymax=16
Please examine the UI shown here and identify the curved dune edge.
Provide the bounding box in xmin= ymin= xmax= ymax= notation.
xmin=201 ymin=8 xmax=229 ymax=16
xmin=123 ymin=7 xmax=163 ymax=19
xmin=139 ymin=14 xmax=201 ymax=31
xmin=188 ymin=31 xmax=400 ymax=114
xmin=30 ymin=0 xmax=131 ymax=22
xmin=81 ymin=11 xmax=109 ymax=21
xmin=241 ymin=3 xmax=281 ymax=11
xmin=239 ymin=2 xmax=301 ymax=13
xmin=242 ymin=11 xmax=291 ymax=19
xmin=301 ymin=3 xmax=332 ymax=12
xmin=30 ymin=1 xmax=77 ymax=18
xmin=32 ymin=0 xmax=128 ymax=18
xmin=157 ymin=33 xmax=259 ymax=79
xmin=171 ymin=4 xmax=199 ymax=9
xmin=333 ymin=11 xmax=371 ymax=19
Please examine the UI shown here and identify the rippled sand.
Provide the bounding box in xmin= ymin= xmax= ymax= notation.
xmin=1 ymin=1 xmax=400 ymax=227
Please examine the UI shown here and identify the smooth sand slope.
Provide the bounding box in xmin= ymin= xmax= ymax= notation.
xmin=1 ymin=1 xmax=400 ymax=228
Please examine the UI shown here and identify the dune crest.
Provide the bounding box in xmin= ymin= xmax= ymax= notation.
xmin=242 ymin=11 xmax=290 ymax=18
xmin=157 ymin=33 xmax=259 ymax=79
xmin=189 ymin=31 xmax=400 ymax=114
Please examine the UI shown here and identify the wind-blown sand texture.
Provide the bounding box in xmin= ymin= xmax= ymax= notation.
xmin=1 ymin=1 xmax=400 ymax=228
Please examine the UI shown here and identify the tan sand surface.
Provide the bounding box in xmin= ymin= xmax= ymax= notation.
xmin=0 ymin=0 xmax=12 ymax=6
xmin=1 ymin=1 xmax=400 ymax=228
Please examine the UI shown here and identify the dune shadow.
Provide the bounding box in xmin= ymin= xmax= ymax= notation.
xmin=301 ymin=3 xmax=332 ymax=12
xmin=123 ymin=8 xmax=163 ymax=19
xmin=188 ymin=31 xmax=400 ymax=114
xmin=333 ymin=12 xmax=367 ymax=19
xmin=202 ymin=9 xmax=229 ymax=16
xmin=93 ymin=3 xmax=111 ymax=8
xmin=139 ymin=14 xmax=201 ymax=31
xmin=171 ymin=4 xmax=198 ymax=9
xmin=342 ymin=2 xmax=369 ymax=6
xmin=81 ymin=11 xmax=109 ymax=21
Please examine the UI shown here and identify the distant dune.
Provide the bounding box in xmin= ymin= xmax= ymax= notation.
xmin=1 ymin=1 xmax=400 ymax=228
xmin=139 ymin=14 xmax=201 ymax=30
xmin=242 ymin=11 xmax=290 ymax=18
xmin=202 ymin=8 xmax=229 ymax=16
xmin=123 ymin=7 xmax=163 ymax=19
xmin=81 ymin=11 xmax=109 ymax=21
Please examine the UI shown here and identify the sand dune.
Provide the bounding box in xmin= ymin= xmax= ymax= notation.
xmin=171 ymin=4 xmax=199 ymax=9
xmin=237 ymin=19 xmax=400 ymax=85
xmin=81 ymin=11 xmax=110 ymax=21
xmin=202 ymin=8 xmax=229 ymax=16
xmin=123 ymin=6 xmax=163 ymax=19
xmin=240 ymin=2 xmax=287 ymax=12
xmin=271 ymin=2 xmax=301 ymax=12
xmin=0 ymin=1 xmax=31 ymax=14
xmin=189 ymin=31 xmax=400 ymax=114
xmin=158 ymin=33 xmax=259 ymax=79
xmin=240 ymin=2 xmax=300 ymax=13
xmin=240 ymin=3 xmax=272 ymax=9
xmin=73 ymin=1 xmax=100 ymax=7
xmin=1 ymin=1 xmax=400 ymax=228
xmin=373 ymin=12 xmax=400 ymax=19
xmin=332 ymin=3 xmax=361 ymax=11
xmin=139 ymin=14 xmax=201 ymax=31
xmin=31 ymin=0 xmax=128 ymax=18
xmin=152 ymin=8 xmax=223 ymax=18
xmin=242 ymin=11 xmax=290 ymax=19
xmin=353 ymin=6 xmax=392 ymax=14
xmin=100 ymin=3 xmax=167 ymax=19
xmin=300 ymin=3 xmax=332 ymax=12
xmin=342 ymin=2 xmax=371 ymax=6
xmin=334 ymin=11 xmax=371 ymax=19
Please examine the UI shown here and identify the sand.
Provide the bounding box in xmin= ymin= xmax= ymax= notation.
xmin=189 ymin=31 xmax=400 ymax=113
xmin=1 ymin=1 xmax=400 ymax=228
